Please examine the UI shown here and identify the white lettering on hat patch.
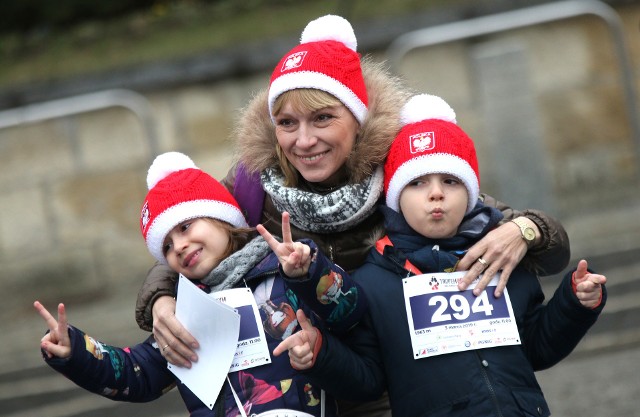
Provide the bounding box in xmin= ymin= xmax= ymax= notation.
xmin=282 ymin=51 xmax=307 ymax=72
xmin=409 ymin=132 xmax=435 ymax=154
xmin=141 ymin=201 xmax=151 ymax=230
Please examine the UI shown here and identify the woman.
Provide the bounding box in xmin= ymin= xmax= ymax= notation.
xmin=134 ymin=15 xmax=569 ymax=417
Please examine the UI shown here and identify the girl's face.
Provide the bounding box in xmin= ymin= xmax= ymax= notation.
xmin=274 ymin=102 xmax=358 ymax=185
xmin=399 ymin=173 xmax=468 ymax=239
xmin=163 ymin=218 xmax=230 ymax=280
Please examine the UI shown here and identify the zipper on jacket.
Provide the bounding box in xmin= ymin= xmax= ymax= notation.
xmin=242 ymin=267 xmax=279 ymax=286
xmin=475 ymin=351 xmax=504 ymax=417
xmin=388 ymin=254 xmax=416 ymax=278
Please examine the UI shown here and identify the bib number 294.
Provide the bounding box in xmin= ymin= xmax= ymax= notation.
xmin=410 ymin=286 xmax=510 ymax=329
xmin=430 ymin=291 xmax=494 ymax=323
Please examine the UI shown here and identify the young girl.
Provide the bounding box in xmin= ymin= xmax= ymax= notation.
xmin=34 ymin=151 xmax=348 ymax=417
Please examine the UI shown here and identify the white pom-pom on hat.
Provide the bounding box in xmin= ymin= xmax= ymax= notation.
xmin=300 ymin=14 xmax=357 ymax=51
xmin=146 ymin=151 xmax=197 ymax=190
xmin=400 ymin=93 xmax=457 ymax=126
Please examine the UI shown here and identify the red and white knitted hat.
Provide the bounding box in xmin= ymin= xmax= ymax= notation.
xmin=384 ymin=94 xmax=479 ymax=214
xmin=140 ymin=152 xmax=248 ymax=263
xmin=268 ymin=14 xmax=368 ymax=124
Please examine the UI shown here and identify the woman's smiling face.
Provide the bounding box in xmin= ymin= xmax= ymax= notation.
xmin=274 ymin=101 xmax=358 ymax=186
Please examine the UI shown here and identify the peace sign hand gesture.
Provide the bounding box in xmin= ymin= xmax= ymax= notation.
xmin=33 ymin=301 xmax=72 ymax=359
xmin=273 ymin=309 xmax=320 ymax=370
xmin=257 ymin=211 xmax=312 ymax=278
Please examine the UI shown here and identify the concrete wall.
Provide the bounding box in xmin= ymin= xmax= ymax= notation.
xmin=1 ymin=3 xmax=639 ymax=321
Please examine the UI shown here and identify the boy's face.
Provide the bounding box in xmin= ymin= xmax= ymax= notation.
xmin=399 ymin=173 xmax=468 ymax=239
xmin=163 ymin=218 xmax=230 ymax=280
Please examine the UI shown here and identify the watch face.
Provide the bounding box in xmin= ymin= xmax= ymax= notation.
xmin=524 ymin=228 xmax=536 ymax=241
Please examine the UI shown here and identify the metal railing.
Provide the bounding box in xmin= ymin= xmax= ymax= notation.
xmin=0 ymin=88 xmax=159 ymax=156
xmin=386 ymin=0 xmax=640 ymax=172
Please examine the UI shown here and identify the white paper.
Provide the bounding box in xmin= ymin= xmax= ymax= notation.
xmin=168 ymin=276 xmax=240 ymax=409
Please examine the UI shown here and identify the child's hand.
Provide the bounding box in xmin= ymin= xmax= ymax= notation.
xmin=273 ymin=309 xmax=320 ymax=370
xmin=257 ymin=211 xmax=312 ymax=278
xmin=572 ymin=260 xmax=606 ymax=309
xmin=33 ymin=301 xmax=72 ymax=359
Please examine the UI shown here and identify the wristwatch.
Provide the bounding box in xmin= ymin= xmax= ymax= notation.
xmin=511 ymin=218 xmax=536 ymax=248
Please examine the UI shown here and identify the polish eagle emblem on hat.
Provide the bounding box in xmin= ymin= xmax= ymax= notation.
xmin=141 ymin=201 xmax=151 ymax=231
xmin=409 ymin=131 xmax=435 ymax=154
xmin=282 ymin=51 xmax=307 ymax=71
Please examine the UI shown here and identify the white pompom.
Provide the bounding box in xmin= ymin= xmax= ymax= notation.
xmin=400 ymin=94 xmax=457 ymax=126
xmin=147 ymin=152 xmax=197 ymax=190
xmin=300 ymin=15 xmax=357 ymax=52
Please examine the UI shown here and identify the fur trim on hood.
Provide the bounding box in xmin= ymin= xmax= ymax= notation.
xmin=232 ymin=56 xmax=412 ymax=184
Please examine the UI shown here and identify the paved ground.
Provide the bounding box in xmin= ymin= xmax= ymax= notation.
xmin=3 ymin=199 xmax=640 ymax=417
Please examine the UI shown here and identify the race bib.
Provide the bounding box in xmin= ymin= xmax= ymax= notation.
xmin=402 ymin=271 xmax=520 ymax=359
xmin=210 ymin=288 xmax=271 ymax=372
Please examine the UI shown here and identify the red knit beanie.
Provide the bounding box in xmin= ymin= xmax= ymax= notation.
xmin=140 ymin=152 xmax=248 ymax=263
xmin=384 ymin=94 xmax=480 ymax=214
xmin=268 ymin=15 xmax=368 ymax=124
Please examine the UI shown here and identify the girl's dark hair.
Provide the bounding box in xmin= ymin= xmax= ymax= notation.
xmin=203 ymin=218 xmax=256 ymax=258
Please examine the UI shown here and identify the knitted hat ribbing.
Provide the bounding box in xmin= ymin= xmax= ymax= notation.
xmin=268 ymin=14 xmax=368 ymax=124
xmin=384 ymin=94 xmax=480 ymax=213
xmin=140 ymin=152 xmax=248 ymax=263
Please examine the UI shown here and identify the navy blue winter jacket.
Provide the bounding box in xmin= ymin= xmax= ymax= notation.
xmin=301 ymin=204 xmax=606 ymax=417
xmin=43 ymin=246 xmax=343 ymax=417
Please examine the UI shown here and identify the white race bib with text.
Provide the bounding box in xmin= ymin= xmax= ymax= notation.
xmin=402 ymin=272 xmax=520 ymax=359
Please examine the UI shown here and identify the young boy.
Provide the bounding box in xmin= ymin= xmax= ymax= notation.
xmin=34 ymin=151 xmax=355 ymax=417
xmin=266 ymin=94 xmax=607 ymax=417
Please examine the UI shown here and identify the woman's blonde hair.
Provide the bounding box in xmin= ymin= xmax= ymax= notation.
xmin=272 ymin=89 xmax=353 ymax=187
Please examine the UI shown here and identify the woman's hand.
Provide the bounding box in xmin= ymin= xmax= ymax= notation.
xmin=33 ymin=301 xmax=72 ymax=359
xmin=152 ymin=295 xmax=199 ymax=368
xmin=457 ymin=218 xmax=538 ymax=297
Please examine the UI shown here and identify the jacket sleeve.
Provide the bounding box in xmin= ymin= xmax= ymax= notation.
xmin=519 ymin=269 xmax=606 ymax=371
xmin=282 ymin=239 xmax=368 ymax=334
xmin=135 ymin=263 xmax=178 ymax=331
xmin=44 ymin=326 xmax=176 ymax=402
xmin=304 ymin=312 xmax=387 ymax=402
xmin=480 ymin=193 xmax=571 ymax=275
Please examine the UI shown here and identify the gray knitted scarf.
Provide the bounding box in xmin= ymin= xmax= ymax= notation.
xmin=201 ymin=236 xmax=272 ymax=292
xmin=261 ymin=166 xmax=384 ymax=233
